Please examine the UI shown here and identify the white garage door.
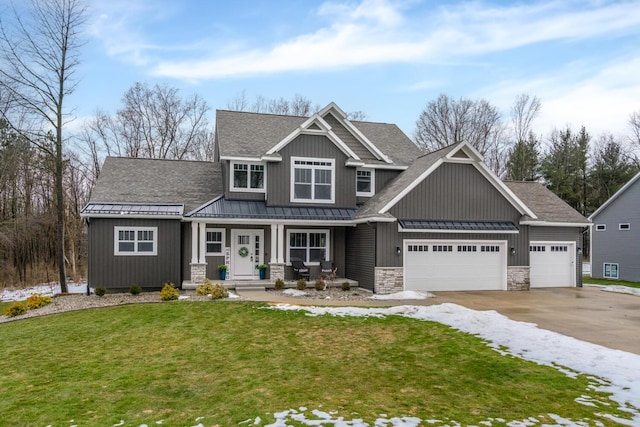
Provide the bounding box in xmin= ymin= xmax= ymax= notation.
xmin=529 ymin=242 xmax=575 ymax=288
xmin=404 ymin=240 xmax=507 ymax=291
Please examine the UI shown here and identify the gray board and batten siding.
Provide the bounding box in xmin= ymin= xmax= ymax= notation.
xmin=590 ymin=177 xmax=640 ymax=281
xmin=88 ymin=218 xmax=181 ymax=289
xmin=345 ymin=224 xmax=376 ymax=291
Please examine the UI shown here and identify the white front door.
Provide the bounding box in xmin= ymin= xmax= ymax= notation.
xmin=231 ymin=229 xmax=263 ymax=279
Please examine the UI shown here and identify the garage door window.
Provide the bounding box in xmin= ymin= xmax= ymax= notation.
xmin=551 ymin=246 xmax=568 ymax=252
xmin=408 ymin=244 xmax=428 ymax=252
xmin=530 ymin=245 xmax=545 ymax=252
xmin=432 ymin=245 xmax=452 ymax=252
xmin=481 ymin=245 xmax=500 ymax=252
xmin=457 ymin=245 xmax=477 ymax=252
xmin=604 ymin=263 xmax=619 ymax=279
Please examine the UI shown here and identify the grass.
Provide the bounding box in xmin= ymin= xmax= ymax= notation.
xmin=583 ymin=274 xmax=640 ymax=289
xmin=0 ymin=301 xmax=631 ymax=426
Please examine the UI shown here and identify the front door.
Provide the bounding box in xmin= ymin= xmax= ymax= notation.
xmin=231 ymin=229 xmax=263 ymax=279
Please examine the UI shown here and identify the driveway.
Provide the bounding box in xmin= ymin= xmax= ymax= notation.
xmin=432 ymin=286 xmax=640 ymax=355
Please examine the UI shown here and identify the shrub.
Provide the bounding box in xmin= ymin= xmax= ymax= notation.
xmin=3 ymin=301 xmax=27 ymax=317
xmin=209 ymin=283 xmax=229 ymax=300
xmin=160 ymin=282 xmax=179 ymax=301
xmin=94 ymin=287 xmax=107 ymax=297
xmin=196 ymin=278 xmax=215 ymax=296
xmin=26 ymin=293 xmax=53 ymax=309
xmin=296 ymin=278 xmax=307 ymax=290
xmin=129 ymin=284 xmax=142 ymax=295
xmin=274 ymin=278 xmax=285 ymax=290
xmin=341 ymin=281 xmax=351 ymax=291
xmin=314 ymin=279 xmax=326 ymax=291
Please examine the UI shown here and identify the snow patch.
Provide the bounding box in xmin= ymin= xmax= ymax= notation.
xmin=282 ymin=289 xmax=307 ymax=297
xmin=369 ymin=290 xmax=433 ymax=300
xmin=602 ymin=285 xmax=640 ymax=297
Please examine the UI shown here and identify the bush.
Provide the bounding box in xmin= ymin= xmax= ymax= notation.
xmin=129 ymin=284 xmax=142 ymax=295
xmin=209 ymin=283 xmax=229 ymax=300
xmin=3 ymin=301 xmax=27 ymax=317
xmin=196 ymin=278 xmax=215 ymax=296
xmin=274 ymin=278 xmax=285 ymax=290
xmin=160 ymin=282 xmax=179 ymax=301
xmin=341 ymin=281 xmax=351 ymax=291
xmin=296 ymin=279 xmax=307 ymax=290
xmin=314 ymin=279 xmax=326 ymax=291
xmin=94 ymin=287 xmax=107 ymax=297
xmin=26 ymin=293 xmax=53 ymax=309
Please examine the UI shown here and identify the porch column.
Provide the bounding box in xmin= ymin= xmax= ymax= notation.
xmin=198 ymin=222 xmax=207 ymax=264
xmin=277 ymin=223 xmax=285 ymax=264
xmin=190 ymin=222 xmax=199 ymax=264
xmin=270 ymin=224 xmax=277 ymax=263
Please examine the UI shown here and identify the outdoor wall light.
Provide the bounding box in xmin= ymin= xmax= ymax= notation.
xmin=577 ymin=247 xmax=583 ymax=255
xmin=510 ymin=247 xmax=516 ymax=256
xmin=396 ymin=245 xmax=401 ymax=255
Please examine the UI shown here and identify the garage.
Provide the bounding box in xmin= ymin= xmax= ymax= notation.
xmin=529 ymin=241 xmax=575 ymax=287
xmin=404 ymin=240 xmax=507 ymax=291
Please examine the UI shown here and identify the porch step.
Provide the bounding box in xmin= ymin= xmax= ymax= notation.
xmin=234 ymin=286 xmax=266 ymax=292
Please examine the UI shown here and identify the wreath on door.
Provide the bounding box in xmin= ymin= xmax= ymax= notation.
xmin=238 ymin=246 xmax=249 ymax=257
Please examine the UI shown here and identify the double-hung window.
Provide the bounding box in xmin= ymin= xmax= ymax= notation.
xmin=232 ymin=162 xmax=265 ymax=192
xmin=291 ymin=157 xmax=334 ymax=203
xmin=114 ymin=227 xmax=157 ymax=256
xmin=356 ymin=168 xmax=374 ymax=197
xmin=287 ymin=229 xmax=329 ymax=264
xmin=206 ymin=229 xmax=225 ymax=255
xmin=604 ymin=263 xmax=619 ymax=279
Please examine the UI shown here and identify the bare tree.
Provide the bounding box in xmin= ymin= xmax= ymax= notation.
xmin=511 ymin=94 xmax=541 ymax=143
xmin=226 ymin=92 xmax=330 ymax=117
xmin=628 ymin=111 xmax=640 ymax=167
xmin=0 ymin=0 xmax=87 ymax=293
xmin=414 ymin=94 xmax=502 ymax=156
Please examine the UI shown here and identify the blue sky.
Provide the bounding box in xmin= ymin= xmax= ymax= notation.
xmin=67 ymin=0 xmax=640 ymax=142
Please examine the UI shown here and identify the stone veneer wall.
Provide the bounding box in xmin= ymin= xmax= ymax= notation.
xmin=374 ymin=267 xmax=404 ymax=294
xmin=269 ymin=263 xmax=285 ymax=281
xmin=190 ymin=263 xmax=207 ymax=284
xmin=507 ymin=266 xmax=530 ymax=291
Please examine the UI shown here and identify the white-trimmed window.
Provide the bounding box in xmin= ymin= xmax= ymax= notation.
xmin=595 ymin=224 xmax=606 ymax=231
xmin=619 ymin=223 xmax=630 ymax=231
xmin=206 ymin=229 xmax=225 ymax=255
xmin=291 ymin=157 xmax=334 ymax=203
xmin=231 ymin=162 xmax=265 ymax=192
xmin=356 ymin=168 xmax=374 ymax=197
xmin=604 ymin=263 xmax=619 ymax=279
xmin=287 ymin=229 xmax=329 ymax=264
xmin=114 ymin=227 xmax=157 ymax=256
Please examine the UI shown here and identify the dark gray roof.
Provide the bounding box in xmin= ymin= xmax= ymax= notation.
xmin=81 ymin=203 xmax=183 ymax=216
xmin=505 ymin=181 xmax=590 ymax=224
xmin=188 ymin=198 xmax=357 ymax=221
xmin=215 ymin=110 xmax=421 ymax=166
xmin=87 ymin=157 xmax=222 ymax=213
xmin=399 ymin=219 xmax=518 ymax=232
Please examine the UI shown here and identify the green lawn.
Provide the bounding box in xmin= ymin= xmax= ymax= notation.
xmin=583 ymin=274 xmax=640 ymax=289
xmin=0 ymin=302 xmax=630 ymax=426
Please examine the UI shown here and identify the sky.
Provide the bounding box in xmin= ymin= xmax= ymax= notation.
xmin=47 ymin=0 xmax=639 ymax=145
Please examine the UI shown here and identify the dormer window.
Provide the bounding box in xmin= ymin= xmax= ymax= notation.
xmin=356 ymin=168 xmax=374 ymax=197
xmin=231 ymin=162 xmax=265 ymax=192
xmin=291 ymin=157 xmax=335 ymax=203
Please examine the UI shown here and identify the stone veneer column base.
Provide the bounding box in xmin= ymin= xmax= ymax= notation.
xmin=269 ymin=263 xmax=285 ymax=281
xmin=190 ymin=263 xmax=207 ymax=284
xmin=374 ymin=267 xmax=404 ymax=294
xmin=507 ymin=266 xmax=530 ymax=291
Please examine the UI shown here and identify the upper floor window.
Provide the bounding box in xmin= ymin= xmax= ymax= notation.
xmin=114 ymin=227 xmax=157 ymax=256
xmin=595 ymin=224 xmax=606 ymax=231
xmin=356 ymin=168 xmax=374 ymax=197
xmin=619 ymin=223 xmax=630 ymax=231
xmin=231 ymin=162 xmax=265 ymax=192
xmin=291 ymin=157 xmax=334 ymax=203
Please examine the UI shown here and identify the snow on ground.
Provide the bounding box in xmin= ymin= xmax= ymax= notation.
xmin=601 ymin=285 xmax=640 ymax=297
xmin=368 ymin=290 xmax=433 ymax=300
xmin=0 ymin=282 xmax=87 ymax=301
xmin=282 ymin=289 xmax=308 ymax=297
xmin=272 ymin=303 xmax=640 ymax=426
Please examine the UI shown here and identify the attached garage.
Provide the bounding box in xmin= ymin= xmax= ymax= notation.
xmin=404 ymin=240 xmax=507 ymax=291
xmin=529 ymin=241 xmax=576 ymax=288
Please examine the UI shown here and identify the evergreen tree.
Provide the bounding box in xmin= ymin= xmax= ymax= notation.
xmin=506 ymin=131 xmax=540 ymax=181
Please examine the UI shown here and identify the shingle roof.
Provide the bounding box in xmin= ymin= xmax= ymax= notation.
xmin=504 ymin=181 xmax=590 ymax=225
xmin=86 ymin=157 xmax=222 ymax=214
xmin=215 ymin=110 xmax=422 ymax=166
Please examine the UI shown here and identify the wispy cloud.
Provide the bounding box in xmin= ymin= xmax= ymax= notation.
xmin=141 ymin=0 xmax=640 ymax=80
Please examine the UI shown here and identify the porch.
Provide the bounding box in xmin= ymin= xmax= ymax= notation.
xmin=182 ymin=277 xmax=359 ymax=291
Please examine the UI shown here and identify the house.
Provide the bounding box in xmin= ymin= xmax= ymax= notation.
xmin=588 ymin=172 xmax=640 ymax=281
xmin=81 ymin=102 xmax=589 ymax=293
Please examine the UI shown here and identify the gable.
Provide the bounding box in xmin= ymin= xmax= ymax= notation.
xmin=589 ymin=172 xmax=640 ymax=221
xmin=389 ymin=162 xmax=521 ymax=221
xmin=322 ymin=113 xmax=378 ymax=161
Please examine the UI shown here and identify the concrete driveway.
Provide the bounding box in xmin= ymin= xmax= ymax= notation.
xmin=432 ymin=286 xmax=640 ymax=355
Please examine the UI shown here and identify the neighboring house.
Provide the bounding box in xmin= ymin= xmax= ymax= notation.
xmin=81 ymin=102 xmax=589 ymax=293
xmin=588 ymin=172 xmax=640 ymax=281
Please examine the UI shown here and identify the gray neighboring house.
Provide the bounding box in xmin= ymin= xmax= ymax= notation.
xmin=81 ymin=102 xmax=589 ymax=292
xmin=588 ymin=172 xmax=640 ymax=281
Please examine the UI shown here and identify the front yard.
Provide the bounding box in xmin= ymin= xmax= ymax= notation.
xmin=0 ymin=301 xmax=635 ymax=426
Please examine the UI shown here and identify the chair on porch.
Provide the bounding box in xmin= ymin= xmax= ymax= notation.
xmin=320 ymin=260 xmax=337 ymax=281
xmin=291 ymin=259 xmax=310 ymax=281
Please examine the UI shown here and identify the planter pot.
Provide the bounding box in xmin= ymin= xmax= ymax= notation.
xmin=219 ymin=270 xmax=226 ymax=280
xmin=259 ymin=269 xmax=266 ymax=280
